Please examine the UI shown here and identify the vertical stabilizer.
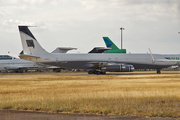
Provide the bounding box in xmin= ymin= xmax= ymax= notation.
xmin=103 ymin=37 xmax=119 ymax=50
xmin=18 ymin=26 xmax=49 ymax=55
xmin=103 ymin=37 xmax=126 ymax=53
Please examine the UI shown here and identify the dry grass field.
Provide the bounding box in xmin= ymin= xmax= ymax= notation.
xmin=0 ymin=71 xmax=180 ymax=118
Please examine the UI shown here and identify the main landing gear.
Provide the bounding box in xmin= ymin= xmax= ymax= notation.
xmin=157 ymin=69 xmax=161 ymax=74
xmin=88 ymin=70 xmax=106 ymax=75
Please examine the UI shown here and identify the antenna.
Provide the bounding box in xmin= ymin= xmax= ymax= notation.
xmin=120 ymin=27 xmax=125 ymax=53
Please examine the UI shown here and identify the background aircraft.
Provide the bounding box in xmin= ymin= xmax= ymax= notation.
xmin=18 ymin=26 xmax=180 ymax=74
xmin=51 ymin=47 xmax=77 ymax=53
xmin=0 ymin=55 xmax=62 ymax=73
xmin=88 ymin=47 xmax=111 ymax=53
xmin=88 ymin=37 xmax=127 ymax=53
xmin=0 ymin=55 xmax=47 ymax=73
xmin=103 ymin=37 xmax=126 ymax=53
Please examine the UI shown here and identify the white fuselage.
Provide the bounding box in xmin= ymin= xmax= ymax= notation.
xmin=21 ymin=53 xmax=180 ymax=70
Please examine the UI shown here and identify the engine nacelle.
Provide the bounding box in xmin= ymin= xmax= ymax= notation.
xmin=101 ymin=65 xmax=134 ymax=72
xmin=122 ymin=65 xmax=135 ymax=72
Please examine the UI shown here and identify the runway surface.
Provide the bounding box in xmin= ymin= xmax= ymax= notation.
xmin=0 ymin=110 xmax=179 ymax=120
xmin=0 ymin=71 xmax=180 ymax=77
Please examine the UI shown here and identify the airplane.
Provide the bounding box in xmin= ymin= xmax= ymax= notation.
xmin=103 ymin=37 xmax=126 ymax=53
xmin=88 ymin=37 xmax=126 ymax=53
xmin=18 ymin=26 xmax=180 ymax=74
xmin=0 ymin=55 xmax=50 ymax=73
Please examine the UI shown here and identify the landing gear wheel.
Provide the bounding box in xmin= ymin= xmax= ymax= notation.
xmin=100 ymin=71 xmax=106 ymax=74
xmin=88 ymin=71 xmax=93 ymax=74
xmin=96 ymin=71 xmax=100 ymax=75
xmin=157 ymin=70 xmax=161 ymax=74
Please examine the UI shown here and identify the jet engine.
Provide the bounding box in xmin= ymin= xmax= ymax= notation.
xmin=101 ymin=65 xmax=134 ymax=72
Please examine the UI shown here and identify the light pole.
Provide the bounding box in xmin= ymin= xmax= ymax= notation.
xmin=120 ymin=27 xmax=125 ymax=53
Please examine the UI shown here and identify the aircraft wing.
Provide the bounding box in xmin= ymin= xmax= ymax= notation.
xmin=4 ymin=66 xmax=21 ymax=70
xmin=19 ymin=54 xmax=40 ymax=59
xmin=51 ymin=47 xmax=77 ymax=53
xmin=4 ymin=65 xmax=39 ymax=70
xmin=88 ymin=47 xmax=111 ymax=53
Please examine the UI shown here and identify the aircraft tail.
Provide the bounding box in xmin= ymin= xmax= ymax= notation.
xmin=103 ymin=37 xmax=119 ymax=50
xmin=18 ymin=26 xmax=49 ymax=55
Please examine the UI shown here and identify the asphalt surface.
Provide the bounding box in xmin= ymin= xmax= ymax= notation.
xmin=0 ymin=73 xmax=88 ymax=77
xmin=0 ymin=110 xmax=179 ymax=120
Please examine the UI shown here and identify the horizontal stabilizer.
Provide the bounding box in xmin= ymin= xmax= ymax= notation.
xmin=51 ymin=47 xmax=77 ymax=53
xmin=88 ymin=47 xmax=111 ymax=53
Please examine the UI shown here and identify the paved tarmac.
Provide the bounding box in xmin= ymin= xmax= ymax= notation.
xmin=0 ymin=73 xmax=88 ymax=77
xmin=0 ymin=72 xmax=179 ymax=78
xmin=0 ymin=110 xmax=179 ymax=120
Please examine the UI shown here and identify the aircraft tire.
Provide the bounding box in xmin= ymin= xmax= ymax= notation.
xmin=53 ymin=68 xmax=61 ymax=72
xmin=157 ymin=70 xmax=161 ymax=74
xmin=95 ymin=71 xmax=100 ymax=75
xmin=100 ymin=71 xmax=106 ymax=74
xmin=88 ymin=71 xmax=93 ymax=74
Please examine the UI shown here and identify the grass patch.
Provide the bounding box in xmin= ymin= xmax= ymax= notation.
xmin=0 ymin=71 xmax=180 ymax=118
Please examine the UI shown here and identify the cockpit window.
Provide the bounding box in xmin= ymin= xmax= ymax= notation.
xmin=0 ymin=55 xmax=13 ymax=60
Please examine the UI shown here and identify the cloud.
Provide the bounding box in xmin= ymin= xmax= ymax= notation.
xmin=171 ymin=2 xmax=180 ymax=17
xmin=123 ymin=0 xmax=180 ymax=17
xmin=2 ymin=19 xmax=33 ymax=32
xmin=0 ymin=0 xmax=180 ymax=54
xmin=0 ymin=5 xmax=28 ymax=18
xmin=78 ymin=0 xmax=180 ymax=21
xmin=0 ymin=0 xmax=19 ymax=4
xmin=2 ymin=19 xmax=46 ymax=33
xmin=23 ymin=0 xmax=47 ymax=4
xmin=0 ymin=0 xmax=61 ymax=5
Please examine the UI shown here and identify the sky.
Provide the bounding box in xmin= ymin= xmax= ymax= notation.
xmin=0 ymin=0 xmax=180 ymax=57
